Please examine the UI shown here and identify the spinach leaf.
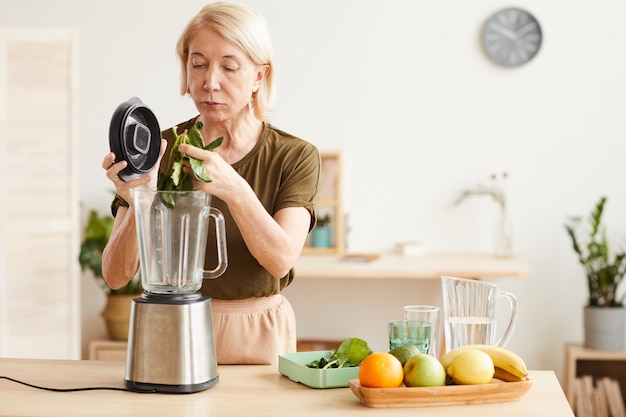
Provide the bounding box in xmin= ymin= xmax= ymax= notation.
xmin=157 ymin=121 xmax=223 ymax=205
xmin=305 ymin=338 xmax=372 ymax=369
xmin=204 ymin=136 xmax=223 ymax=151
xmin=190 ymin=157 xmax=210 ymax=183
xmin=335 ymin=338 xmax=372 ymax=367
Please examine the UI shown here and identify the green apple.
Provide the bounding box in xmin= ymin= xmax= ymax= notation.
xmin=403 ymin=353 xmax=446 ymax=387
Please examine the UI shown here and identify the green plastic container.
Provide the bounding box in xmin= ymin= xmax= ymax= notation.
xmin=278 ymin=350 xmax=360 ymax=388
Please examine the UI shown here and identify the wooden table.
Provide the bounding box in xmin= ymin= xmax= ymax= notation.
xmin=0 ymin=358 xmax=573 ymax=416
xmin=294 ymin=253 xmax=531 ymax=280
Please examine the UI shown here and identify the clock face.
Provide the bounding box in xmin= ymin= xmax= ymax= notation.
xmin=482 ymin=8 xmax=542 ymax=67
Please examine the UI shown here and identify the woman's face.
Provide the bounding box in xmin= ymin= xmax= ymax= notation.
xmin=186 ymin=28 xmax=266 ymax=124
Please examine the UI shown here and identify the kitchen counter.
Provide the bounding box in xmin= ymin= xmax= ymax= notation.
xmin=0 ymin=358 xmax=573 ymax=416
xmin=294 ymin=253 xmax=530 ymax=280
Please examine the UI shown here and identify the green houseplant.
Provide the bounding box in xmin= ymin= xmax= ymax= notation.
xmin=79 ymin=210 xmax=142 ymax=295
xmin=565 ymin=196 xmax=626 ymax=350
xmin=79 ymin=209 xmax=142 ymax=340
xmin=565 ymin=196 xmax=626 ymax=307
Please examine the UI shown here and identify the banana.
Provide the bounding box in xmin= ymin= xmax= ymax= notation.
xmin=440 ymin=344 xmax=528 ymax=380
xmin=493 ymin=366 xmax=526 ymax=382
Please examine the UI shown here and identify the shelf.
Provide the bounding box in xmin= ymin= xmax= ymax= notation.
xmin=295 ymin=252 xmax=531 ymax=280
xmin=304 ymin=152 xmax=344 ymax=255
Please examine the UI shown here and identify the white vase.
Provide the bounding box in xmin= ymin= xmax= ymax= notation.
xmin=495 ymin=202 xmax=513 ymax=258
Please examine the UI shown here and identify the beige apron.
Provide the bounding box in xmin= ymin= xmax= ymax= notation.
xmin=211 ymin=294 xmax=296 ymax=365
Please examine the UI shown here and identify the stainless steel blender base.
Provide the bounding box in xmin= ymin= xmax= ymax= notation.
xmin=125 ymin=375 xmax=219 ymax=394
xmin=124 ymin=293 xmax=219 ymax=393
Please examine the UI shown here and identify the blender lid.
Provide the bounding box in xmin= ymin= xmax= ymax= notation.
xmin=109 ymin=97 xmax=161 ymax=181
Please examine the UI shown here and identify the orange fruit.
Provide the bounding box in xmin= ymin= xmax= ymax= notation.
xmin=358 ymin=352 xmax=404 ymax=388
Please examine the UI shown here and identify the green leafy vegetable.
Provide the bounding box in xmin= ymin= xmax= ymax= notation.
xmin=190 ymin=157 xmax=210 ymax=182
xmin=156 ymin=121 xmax=223 ymax=206
xmin=306 ymin=338 xmax=372 ymax=369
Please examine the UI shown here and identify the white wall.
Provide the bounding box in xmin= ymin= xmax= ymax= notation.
xmin=3 ymin=0 xmax=626 ymax=387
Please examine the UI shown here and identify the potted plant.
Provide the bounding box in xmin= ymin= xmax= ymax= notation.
xmin=311 ymin=213 xmax=333 ymax=248
xmin=565 ymin=196 xmax=626 ymax=350
xmin=79 ymin=209 xmax=142 ymax=340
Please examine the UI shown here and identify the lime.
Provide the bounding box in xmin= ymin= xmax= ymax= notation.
xmin=389 ymin=345 xmax=422 ymax=367
xmin=446 ymin=349 xmax=495 ymax=385
xmin=403 ymin=353 xmax=446 ymax=387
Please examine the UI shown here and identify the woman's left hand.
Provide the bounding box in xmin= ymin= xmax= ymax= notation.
xmin=177 ymin=143 xmax=247 ymax=202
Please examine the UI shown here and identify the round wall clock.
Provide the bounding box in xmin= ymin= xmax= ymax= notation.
xmin=481 ymin=8 xmax=542 ymax=67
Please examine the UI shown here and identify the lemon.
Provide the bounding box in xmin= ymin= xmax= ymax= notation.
xmin=446 ymin=349 xmax=495 ymax=385
xmin=389 ymin=345 xmax=422 ymax=367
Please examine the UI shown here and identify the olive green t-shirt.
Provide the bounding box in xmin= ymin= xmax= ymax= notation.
xmin=119 ymin=117 xmax=320 ymax=300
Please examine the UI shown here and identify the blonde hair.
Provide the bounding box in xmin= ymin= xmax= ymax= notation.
xmin=176 ymin=2 xmax=275 ymax=121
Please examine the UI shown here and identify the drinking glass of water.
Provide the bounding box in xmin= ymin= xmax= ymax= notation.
xmin=402 ymin=305 xmax=440 ymax=357
xmin=388 ymin=320 xmax=432 ymax=353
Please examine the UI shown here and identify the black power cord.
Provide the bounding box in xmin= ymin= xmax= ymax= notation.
xmin=0 ymin=376 xmax=157 ymax=393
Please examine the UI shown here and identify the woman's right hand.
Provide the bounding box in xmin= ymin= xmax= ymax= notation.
xmin=101 ymin=139 xmax=167 ymax=289
xmin=102 ymin=139 xmax=168 ymax=203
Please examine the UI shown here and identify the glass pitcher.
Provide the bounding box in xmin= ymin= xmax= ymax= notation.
xmin=131 ymin=188 xmax=228 ymax=294
xmin=441 ymin=275 xmax=518 ymax=352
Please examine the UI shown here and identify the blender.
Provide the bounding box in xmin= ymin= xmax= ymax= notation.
xmin=109 ymin=98 xmax=228 ymax=393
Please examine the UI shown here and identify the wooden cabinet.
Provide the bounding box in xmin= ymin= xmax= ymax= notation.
xmin=296 ymin=339 xmax=343 ymax=352
xmin=89 ymin=340 xmax=128 ymax=361
xmin=0 ymin=27 xmax=80 ymax=359
xmin=303 ymin=152 xmax=344 ymax=255
xmin=564 ymin=343 xmax=626 ymax=409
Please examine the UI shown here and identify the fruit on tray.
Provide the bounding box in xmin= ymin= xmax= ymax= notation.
xmin=358 ymin=352 xmax=404 ymax=388
xmin=389 ymin=345 xmax=423 ymax=367
xmin=355 ymin=344 xmax=528 ymax=389
xmin=440 ymin=344 xmax=528 ymax=382
xmin=446 ymin=349 xmax=494 ymax=385
xmin=403 ymin=353 xmax=446 ymax=387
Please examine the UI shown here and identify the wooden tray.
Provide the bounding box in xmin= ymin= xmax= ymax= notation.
xmin=349 ymin=378 xmax=533 ymax=408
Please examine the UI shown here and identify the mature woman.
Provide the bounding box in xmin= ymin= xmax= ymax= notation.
xmin=101 ymin=2 xmax=320 ymax=365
